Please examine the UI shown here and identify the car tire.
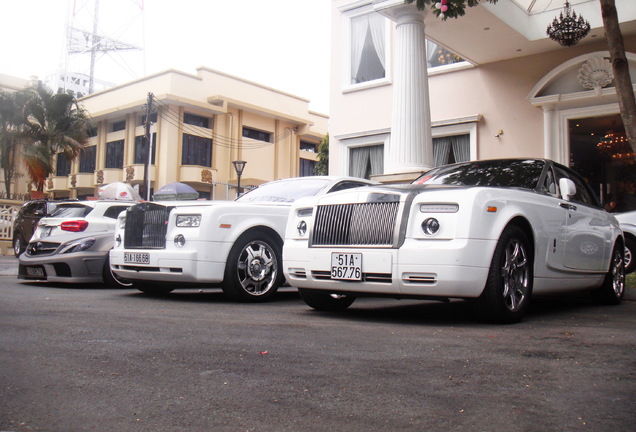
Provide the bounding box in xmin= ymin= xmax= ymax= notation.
xmin=102 ymin=256 xmax=133 ymax=288
xmin=472 ymin=225 xmax=533 ymax=324
xmin=591 ymin=244 xmax=625 ymax=305
xmin=298 ymin=288 xmax=356 ymax=311
xmin=13 ymin=233 xmax=25 ymax=258
xmin=624 ymin=237 xmax=635 ymax=274
xmin=222 ymin=231 xmax=284 ymax=302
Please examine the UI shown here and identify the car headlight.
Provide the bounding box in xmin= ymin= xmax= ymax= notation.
xmin=59 ymin=237 xmax=96 ymax=254
xmin=420 ymin=203 xmax=459 ymax=213
xmin=421 ymin=218 xmax=441 ymax=236
xmin=176 ymin=215 xmax=201 ymax=227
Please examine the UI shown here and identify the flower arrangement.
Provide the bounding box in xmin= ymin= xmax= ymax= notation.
xmin=405 ymin=0 xmax=498 ymax=20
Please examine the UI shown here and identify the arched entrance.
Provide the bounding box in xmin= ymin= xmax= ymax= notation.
xmin=529 ymin=51 xmax=636 ymax=212
xmin=569 ymin=113 xmax=634 ymax=211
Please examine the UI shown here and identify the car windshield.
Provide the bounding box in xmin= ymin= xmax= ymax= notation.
xmin=237 ymin=178 xmax=332 ymax=203
xmin=413 ymin=159 xmax=545 ymax=190
xmin=50 ymin=204 xmax=93 ymax=218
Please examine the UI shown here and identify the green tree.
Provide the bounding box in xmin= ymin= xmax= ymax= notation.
xmin=314 ymin=134 xmax=329 ymax=175
xmin=406 ymin=0 xmax=635 ymax=154
xmin=0 ymin=89 xmax=29 ymax=197
xmin=21 ymin=82 xmax=93 ymax=191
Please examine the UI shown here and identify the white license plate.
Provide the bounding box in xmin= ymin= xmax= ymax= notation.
xmin=40 ymin=227 xmax=53 ymax=238
xmin=124 ymin=252 xmax=150 ymax=264
xmin=331 ymin=253 xmax=362 ymax=281
xmin=27 ymin=267 xmax=44 ymax=277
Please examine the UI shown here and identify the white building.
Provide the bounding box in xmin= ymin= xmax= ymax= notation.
xmin=329 ymin=0 xmax=636 ymax=211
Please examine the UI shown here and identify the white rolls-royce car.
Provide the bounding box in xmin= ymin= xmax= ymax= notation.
xmin=283 ymin=159 xmax=625 ymax=323
xmin=109 ymin=176 xmax=375 ymax=301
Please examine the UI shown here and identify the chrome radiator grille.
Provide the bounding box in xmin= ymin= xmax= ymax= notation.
xmin=123 ymin=203 xmax=171 ymax=249
xmin=311 ymin=202 xmax=399 ymax=246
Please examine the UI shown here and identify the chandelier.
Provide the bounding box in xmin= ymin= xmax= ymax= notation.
xmin=597 ymin=130 xmax=634 ymax=160
xmin=547 ymin=1 xmax=591 ymax=47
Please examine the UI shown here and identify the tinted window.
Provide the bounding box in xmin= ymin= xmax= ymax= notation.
xmin=237 ymin=178 xmax=332 ymax=203
xmin=554 ymin=166 xmax=599 ymax=207
xmin=328 ymin=181 xmax=370 ymax=193
xmin=103 ymin=206 xmax=130 ymax=219
xmin=51 ymin=204 xmax=93 ymax=218
xmin=413 ymin=159 xmax=545 ymax=189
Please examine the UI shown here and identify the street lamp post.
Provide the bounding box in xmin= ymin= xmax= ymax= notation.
xmin=232 ymin=160 xmax=246 ymax=198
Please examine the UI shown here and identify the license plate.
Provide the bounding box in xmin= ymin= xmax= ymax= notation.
xmin=27 ymin=267 xmax=44 ymax=277
xmin=331 ymin=253 xmax=362 ymax=281
xmin=124 ymin=252 xmax=150 ymax=264
xmin=41 ymin=226 xmax=53 ymax=238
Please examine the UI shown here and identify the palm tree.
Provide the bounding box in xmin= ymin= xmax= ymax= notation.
xmin=21 ymin=82 xmax=93 ymax=191
xmin=0 ymin=88 xmax=30 ymax=197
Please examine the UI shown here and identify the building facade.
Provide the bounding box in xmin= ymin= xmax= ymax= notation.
xmin=329 ymin=0 xmax=636 ymax=212
xmin=9 ymin=67 xmax=326 ymax=201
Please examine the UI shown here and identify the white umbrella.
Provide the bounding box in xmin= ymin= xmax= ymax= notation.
xmin=98 ymin=182 xmax=141 ymax=201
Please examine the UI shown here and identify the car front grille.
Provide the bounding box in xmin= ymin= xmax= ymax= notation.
xmin=26 ymin=241 xmax=60 ymax=256
xmin=123 ymin=203 xmax=171 ymax=249
xmin=311 ymin=202 xmax=400 ymax=247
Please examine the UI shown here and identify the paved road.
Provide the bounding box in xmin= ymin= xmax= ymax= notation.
xmin=1 ymin=274 xmax=635 ymax=432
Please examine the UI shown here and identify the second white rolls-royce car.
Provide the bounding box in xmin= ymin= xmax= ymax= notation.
xmin=283 ymin=159 xmax=625 ymax=323
xmin=110 ymin=177 xmax=375 ymax=301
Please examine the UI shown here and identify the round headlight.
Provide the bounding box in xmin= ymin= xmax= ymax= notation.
xmin=174 ymin=234 xmax=186 ymax=248
xmin=422 ymin=218 xmax=440 ymax=236
xmin=297 ymin=220 xmax=307 ymax=236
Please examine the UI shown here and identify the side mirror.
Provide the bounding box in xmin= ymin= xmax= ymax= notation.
xmin=559 ymin=178 xmax=576 ymax=201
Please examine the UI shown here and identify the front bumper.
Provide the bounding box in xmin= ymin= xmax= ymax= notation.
xmin=283 ymin=237 xmax=497 ymax=299
xmin=109 ymin=241 xmax=232 ymax=284
xmin=18 ymin=250 xmax=108 ymax=284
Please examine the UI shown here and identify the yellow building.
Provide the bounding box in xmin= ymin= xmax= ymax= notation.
xmin=46 ymin=67 xmax=327 ymax=200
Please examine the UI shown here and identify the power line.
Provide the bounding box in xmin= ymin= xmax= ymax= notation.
xmin=149 ymin=95 xmax=296 ymax=150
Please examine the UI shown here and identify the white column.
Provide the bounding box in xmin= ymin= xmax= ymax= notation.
xmin=542 ymin=105 xmax=555 ymax=161
xmin=386 ymin=6 xmax=433 ymax=174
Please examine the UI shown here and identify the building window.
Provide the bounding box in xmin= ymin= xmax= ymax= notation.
xmin=300 ymin=141 xmax=317 ymax=153
xmin=138 ymin=112 xmax=157 ymax=126
xmin=184 ymin=113 xmax=211 ymax=129
xmin=79 ymin=145 xmax=96 ymax=173
xmin=182 ymin=134 xmax=212 ymax=167
xmin=105 ymin=139 xmax=124 ymax=169
xmin=349 ymin=145 xmax=383 ymax=179
xmin=432 ymin=135 xmax=470 ymax=166
xmin=242 ymin=127 xmax=272 ymax=143
xmin=426 ymin=40 xmax=467 ymax=69
xmin=134 ymin=133 xmax=157 ymax=164
xmin=111 ymin=120 xmax=126 ymax=132
xmin=300 ymin=159 xmax=316 ymax=177
xmin=350 ymin=11 xmax=386 ymax=85
xmin=56 ymin=154 xmax=71 ymax=176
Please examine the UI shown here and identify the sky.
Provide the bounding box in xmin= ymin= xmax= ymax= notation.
xmin=0 ymin=0 xmax=332 ymax=113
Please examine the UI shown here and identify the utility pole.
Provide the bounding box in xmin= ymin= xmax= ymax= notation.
xmin=142 ymin=92 xmax=154 ymax=201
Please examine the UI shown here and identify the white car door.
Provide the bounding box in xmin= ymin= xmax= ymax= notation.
xmin=555 ymin=167 xmax=611 ymax=272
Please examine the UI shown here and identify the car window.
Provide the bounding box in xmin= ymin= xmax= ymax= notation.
xmin=554 ymin=166 xmax=599 ymax=207
xmin=103 ymin=206 xmax=131 ymax=219
xmin=328 ymin=181 xmax=371 ymax=193
xmin=539 ymin=168 xmax=558 ymax=196
xmin=51 ymin=204 xmax=93 ymax=218
xmin=413 ymin=159 xmax=545 ymax=189
xmin=237 ymin=178 xmax=332 ymax=203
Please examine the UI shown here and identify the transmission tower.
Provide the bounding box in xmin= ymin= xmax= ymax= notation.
xmin=58 ymin=0 xmax=144 ymax=96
